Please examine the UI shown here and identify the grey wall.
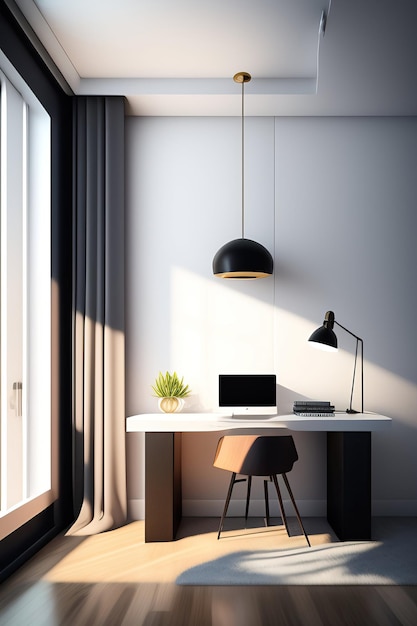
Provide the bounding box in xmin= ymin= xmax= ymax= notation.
xmin=125 ymin=115 xmax=417 ymax=519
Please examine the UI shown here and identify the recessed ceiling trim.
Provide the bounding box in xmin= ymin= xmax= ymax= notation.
xmin=9 ymin=0 xmax=417 ymax=118
xmin=11 ymin=0 xmax=80 ymax=91
xmin=11 ymin=0 xmax=323 ymax=111
xmin=78 ymin=77 xmax=317 ymax=97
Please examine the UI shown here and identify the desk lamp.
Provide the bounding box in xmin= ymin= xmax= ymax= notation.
xmin=308 ymin=310 xmax=364 ymax=414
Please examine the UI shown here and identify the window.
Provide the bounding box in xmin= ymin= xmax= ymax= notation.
xmin=0 ymin=55 xmax=54 ymax=539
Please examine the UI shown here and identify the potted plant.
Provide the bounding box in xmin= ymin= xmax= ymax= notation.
xmin=152 ymin=371 xmax=191 ymax=413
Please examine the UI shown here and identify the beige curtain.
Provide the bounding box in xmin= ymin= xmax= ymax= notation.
xmin=67 ymin=96 xmax=127 ymax=535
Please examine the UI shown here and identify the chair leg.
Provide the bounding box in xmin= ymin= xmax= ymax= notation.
xmin=282 ymin=472 xmax=311 ymax=547
xmin=263 ymin=479 xmax=270 ymax=526
xmin=218 ymin=472 xmax=237 ymax=539
xmin=245 ymin=476 xmax=252 ymax=523
xmin=271 ymin=474 xmax=290 ymax=535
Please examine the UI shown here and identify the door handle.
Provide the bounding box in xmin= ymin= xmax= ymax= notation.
xmin=12 ymin=381 xmax=22 ymax=417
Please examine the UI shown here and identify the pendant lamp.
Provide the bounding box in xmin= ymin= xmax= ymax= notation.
xmin=212 ymin=72 xmax=273 ymax=279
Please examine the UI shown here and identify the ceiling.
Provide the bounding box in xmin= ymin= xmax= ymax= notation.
xmin=9 ymin=0 xmax=417 ymax=116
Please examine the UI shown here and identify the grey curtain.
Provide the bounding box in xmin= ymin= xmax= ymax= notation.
xmin=68 ymin=96 xmax=127 ymax=535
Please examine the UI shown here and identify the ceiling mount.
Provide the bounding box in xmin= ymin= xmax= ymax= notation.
xmin=233 ymin=72 xmax=251 ymax=84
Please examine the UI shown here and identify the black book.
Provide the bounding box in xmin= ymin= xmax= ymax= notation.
xmin=293 ymin=404 xmax=334 ymax=411
xmin=294 ymin=411 xmax=335 ymax=417
xmin=293 ymin=400 xmax=332 ymax=407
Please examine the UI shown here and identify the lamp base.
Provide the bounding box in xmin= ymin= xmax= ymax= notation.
xmin=346 ymin=408 xmax=360 ymax=414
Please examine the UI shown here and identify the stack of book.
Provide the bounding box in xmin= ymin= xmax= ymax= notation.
xmin=293 ymin=401 xmax=335 ymax=417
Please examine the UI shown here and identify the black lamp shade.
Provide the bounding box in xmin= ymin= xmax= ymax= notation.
xmin=212 ymin=238 xmax=273 ymax=279
xmin=308 ymin=325 xmax=338 ymax=350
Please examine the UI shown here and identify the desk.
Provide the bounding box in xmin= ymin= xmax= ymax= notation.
xmin=126 ymin=413 xmax=391 ymax=542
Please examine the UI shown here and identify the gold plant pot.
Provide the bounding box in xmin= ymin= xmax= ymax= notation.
xmin=158 ymin=397 xmax=184 ymax=413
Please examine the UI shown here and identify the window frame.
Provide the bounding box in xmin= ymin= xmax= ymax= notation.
xmin=0 ymin=1 xmax=73 ymax=581
xmin=0 ymin=51 xmax=57 ymax=541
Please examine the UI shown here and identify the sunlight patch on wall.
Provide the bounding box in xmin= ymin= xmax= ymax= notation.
xmin=170 ymin=266 xmax=276 ymax=412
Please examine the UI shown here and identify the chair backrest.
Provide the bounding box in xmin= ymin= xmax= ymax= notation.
xmin=213 ymin=435 xmax=298 ymax=476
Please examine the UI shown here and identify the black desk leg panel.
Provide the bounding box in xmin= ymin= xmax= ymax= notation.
xmin=145 ymin=432 xmax=182 ymax=542
xmin=327 ymin=431 xmax=372 ymax=541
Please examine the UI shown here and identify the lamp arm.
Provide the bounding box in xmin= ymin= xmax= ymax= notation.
xmin=334 ymin=321 xmax=364 ymax=414
xmin=334 ymin=320 xmax=362 ymax=343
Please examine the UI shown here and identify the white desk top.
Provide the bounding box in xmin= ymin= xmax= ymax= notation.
xmin=126 ymin=412 xmax=392 ymax=433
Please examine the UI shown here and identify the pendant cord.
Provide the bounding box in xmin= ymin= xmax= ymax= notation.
xmin=241 ymin=79 xmax=245 ymax=239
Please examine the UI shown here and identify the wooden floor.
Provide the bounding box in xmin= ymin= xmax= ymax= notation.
xmin=1 ymin=518 xmax=417 ymax=625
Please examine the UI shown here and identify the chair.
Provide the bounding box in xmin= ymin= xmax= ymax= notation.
xmin=213 ymin=434 xmax=310 ymax=546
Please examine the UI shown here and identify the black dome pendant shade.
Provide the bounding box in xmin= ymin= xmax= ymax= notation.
xmin=213 ymin=72 xmax=273 ymax=279
xmin=213 ymin=238 xmax=273 ymax=279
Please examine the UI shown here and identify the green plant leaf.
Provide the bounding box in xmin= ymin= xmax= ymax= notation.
xmin=151 ymin=370 xmax=191 ymax=398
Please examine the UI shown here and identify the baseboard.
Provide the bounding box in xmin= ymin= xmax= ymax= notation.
xmin=128 ymin=498 xmax=417 ymax=521
xmin=127 ymin=499 xmax=145 ymax=522
xmin=372 ymin=500 xmax=417 ymax=516
xmin=182 ymin=499 xmax=327 ymax=517
xmin=127 ymin=498 xmax=326 ymax=520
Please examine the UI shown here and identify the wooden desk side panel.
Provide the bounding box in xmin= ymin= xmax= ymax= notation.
xmin=145 ymin=432 xmax=182 ymax=542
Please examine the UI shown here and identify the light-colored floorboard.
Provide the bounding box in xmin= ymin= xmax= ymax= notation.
xmin=1 ymin=518 xmax=417 ymax=625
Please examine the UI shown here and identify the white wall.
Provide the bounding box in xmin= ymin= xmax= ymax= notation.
xmin=125 ymin=115 xmax=417 ymax=520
